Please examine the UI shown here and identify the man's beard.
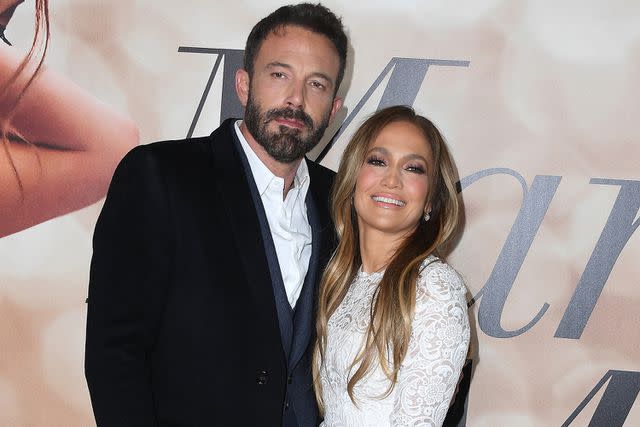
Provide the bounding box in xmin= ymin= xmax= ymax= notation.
xmin=243 ymin=92 xmax=331 ymax=164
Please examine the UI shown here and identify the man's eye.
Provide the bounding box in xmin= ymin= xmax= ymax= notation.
xmin=272 ymin=72 xmax=286 ymax=79
xmin=310 ymin=81 xmax=325 ymax=90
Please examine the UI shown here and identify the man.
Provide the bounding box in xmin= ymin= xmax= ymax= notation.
xmin=85 ymin=4 xmax=347 ymax=426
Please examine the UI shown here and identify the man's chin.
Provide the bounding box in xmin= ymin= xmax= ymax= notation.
xmin=266 ymin=148 xmax=303 ymax=164
xmin=263 ymin=137 xmax=311 ymax=164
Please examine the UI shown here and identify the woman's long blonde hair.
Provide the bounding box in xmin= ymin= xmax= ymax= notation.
xmin=1 ymin=0 xmax=50 ymax=193
xmin=313 ymin=105 xmax=462 ymax=410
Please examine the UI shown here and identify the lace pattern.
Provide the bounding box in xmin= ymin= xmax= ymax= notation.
xmin=320 ymin=256 xmax=470 ymax=427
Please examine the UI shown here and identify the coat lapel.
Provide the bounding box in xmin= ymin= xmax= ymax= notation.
xmin=207 ymin=120 xmax=283 ymax=355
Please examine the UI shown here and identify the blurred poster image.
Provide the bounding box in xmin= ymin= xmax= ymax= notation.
xmin=1 ymin=1 xmax=137 ymax=424
xmin=0 ymin=0 xmax=138 ymax=238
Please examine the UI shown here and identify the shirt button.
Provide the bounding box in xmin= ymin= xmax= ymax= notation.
xmin=284 ymin=402 xmax=290 ymax=410
xmin=256 ymin=369 xmax=269 ymax=385
xmin=287 ymin=376 xmax=293 ymax=384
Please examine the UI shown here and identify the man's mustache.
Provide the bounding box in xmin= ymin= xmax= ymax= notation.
xmin=263 ymin=108 xmax=314 ymax=130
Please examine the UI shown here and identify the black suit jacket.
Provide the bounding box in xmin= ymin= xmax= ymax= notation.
xmin=85 ymin=119 xmax=335 ymax=426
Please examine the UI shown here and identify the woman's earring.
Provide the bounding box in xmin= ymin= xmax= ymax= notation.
xmin=423 ymin=211 xmax=431 ymax=222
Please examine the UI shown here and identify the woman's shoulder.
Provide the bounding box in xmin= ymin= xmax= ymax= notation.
xmin=416 ymin=255 xmax=467 ymax=300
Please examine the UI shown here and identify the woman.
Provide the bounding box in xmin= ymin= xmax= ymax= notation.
xmin=314 ymin=105 xmax=470 ymax=426
xmin=0 ymin=0 xmax=139 ymax=237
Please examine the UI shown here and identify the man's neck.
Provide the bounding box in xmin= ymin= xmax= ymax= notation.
xmin=239 ymin=121 xmax=302 ymax=199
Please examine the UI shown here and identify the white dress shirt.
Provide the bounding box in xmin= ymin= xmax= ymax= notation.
xmin=234 ymin=121 xmax=312 ymax=308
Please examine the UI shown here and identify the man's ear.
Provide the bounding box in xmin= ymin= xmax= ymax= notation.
xmin=235 ymin=69 xmax=250 ymax=107
xmin=328 ymin=96 xmax=343 ymax=124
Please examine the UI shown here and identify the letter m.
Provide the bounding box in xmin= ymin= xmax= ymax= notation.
xmin=562 ymin=370 xmax=640 ymax=426
xmin=316 ymin=57 xmax=469 ymax=168
xmin=177 ymin=49 xmax=469 ymax=158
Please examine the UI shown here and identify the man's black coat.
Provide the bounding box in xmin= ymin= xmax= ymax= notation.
xmin=85 ymin=119 xmax=334 ymax=426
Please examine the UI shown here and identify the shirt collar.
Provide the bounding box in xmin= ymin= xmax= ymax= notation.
xmin=234 ymin=120 xmax=309 ymax=197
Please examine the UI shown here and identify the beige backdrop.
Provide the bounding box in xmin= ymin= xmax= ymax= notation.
xmin=1 ymin=0 xmax=638 ymax=425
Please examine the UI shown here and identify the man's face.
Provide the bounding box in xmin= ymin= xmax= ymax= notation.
xmin=237 ymin=25 xmax=343 ymax=163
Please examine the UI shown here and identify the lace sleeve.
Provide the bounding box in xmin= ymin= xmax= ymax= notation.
xmin=390 ymin=260 xmax=470 ymax=427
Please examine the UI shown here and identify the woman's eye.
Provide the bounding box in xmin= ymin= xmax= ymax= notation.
xmin=366 ymin=157 xmax=385 ymax=166
xmin=406 ymin=165 xmax=425 ymax=174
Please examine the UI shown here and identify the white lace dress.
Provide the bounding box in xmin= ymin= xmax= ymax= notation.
xmin=319 ymin=256 xmax=470 ymax=427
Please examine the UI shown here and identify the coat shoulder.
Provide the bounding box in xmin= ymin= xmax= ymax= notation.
xmin=126 ymin=135 xmax=213 ymax=164
xmin=306 ymin=159 xmax=335 ymax=190
xmin=122 ymin=119 xmax=237 ymax=169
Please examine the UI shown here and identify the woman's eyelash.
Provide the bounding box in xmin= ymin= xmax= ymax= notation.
xmin=366 ymin=156 xmax=385 ymax=166
xmin=366 ymin=155 xmax=426 ymax=174
xmin=406 ymin=164 xmax=425 ymax=173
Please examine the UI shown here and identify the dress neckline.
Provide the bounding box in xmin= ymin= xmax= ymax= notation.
xmin=356 ymin=267 xmax=385 ymax=280
xmin=357 ymin=254 xmax=440 ymax=279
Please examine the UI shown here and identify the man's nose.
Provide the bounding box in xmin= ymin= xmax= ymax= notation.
xmin=285 ymin=80 xmax=305 ymax=110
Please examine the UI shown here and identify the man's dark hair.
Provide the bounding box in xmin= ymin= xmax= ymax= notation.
xmin=244 ymin=3 xmax=348 ymax=95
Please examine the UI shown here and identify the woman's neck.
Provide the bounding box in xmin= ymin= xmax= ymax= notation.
xmin=358 ymin=229 xmax=406 ymax=273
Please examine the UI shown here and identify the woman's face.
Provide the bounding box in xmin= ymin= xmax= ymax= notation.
xmin=353 ymin=120 xmax=434 ymax=241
